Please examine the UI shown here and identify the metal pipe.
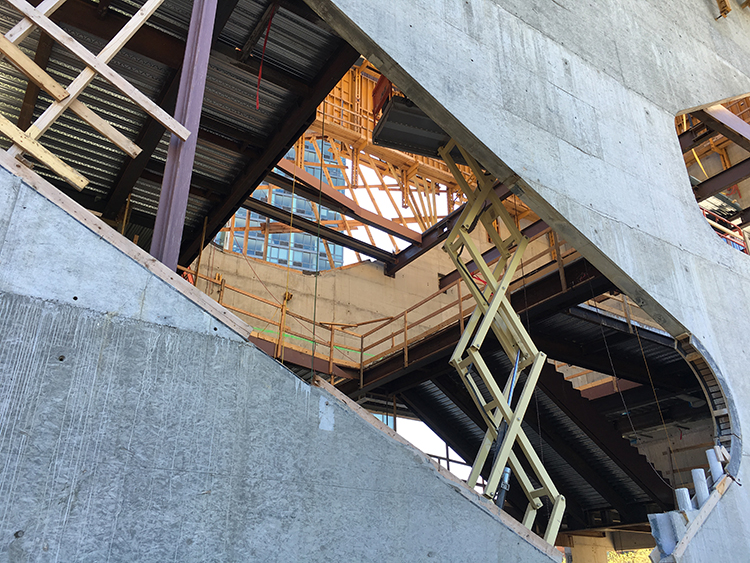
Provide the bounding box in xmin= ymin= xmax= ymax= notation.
xmin=493 ymin=350 xmax=520 ymax=507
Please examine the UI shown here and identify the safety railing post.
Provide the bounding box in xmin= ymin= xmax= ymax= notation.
xmin=328 ymin=326 xmax=335 ymax=375
xmin=218 ymin=277 xmax=226 ymax=305
xmin=359 ymin=334 xmax=364 ymax=389
xmin=403 ymin=311 xmax=408 ymax=367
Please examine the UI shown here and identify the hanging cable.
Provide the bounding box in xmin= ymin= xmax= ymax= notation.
xmin=310 ymin=102 xmax=326 ymax=378
xmin=255 ymin=4 xmax=276 ymax=110
xmin=635 ymin=325 xmax=682 ymax=486
xmin=581 ymin=262 xmax=678 ymax=489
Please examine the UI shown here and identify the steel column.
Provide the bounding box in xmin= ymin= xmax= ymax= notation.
xmin=150 ymin=0 xmax=217 ymax=270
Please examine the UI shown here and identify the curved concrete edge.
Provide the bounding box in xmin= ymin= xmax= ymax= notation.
xmin=684 ymin=336 xmax=742 ymax=478
xmin=301 ymin=0 xmax=750 ymax=558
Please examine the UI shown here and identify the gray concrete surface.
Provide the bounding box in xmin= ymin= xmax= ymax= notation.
xmin=0 ymin=166 xmax=242 ymax=343
xmin=0 ymin=171 xmax=561 ymax=561
xmin=303 ymin=0 xmax=750 ymax=559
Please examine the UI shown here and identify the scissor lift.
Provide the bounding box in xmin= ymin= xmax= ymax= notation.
xmin=438 ymin=139 xmax=565 ymax=544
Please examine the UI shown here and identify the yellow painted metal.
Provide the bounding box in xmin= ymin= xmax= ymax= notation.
xmin=440 ymin=139 xmax=565 ymax=544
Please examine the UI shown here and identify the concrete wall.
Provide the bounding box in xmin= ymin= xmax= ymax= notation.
xmin=0 ymin=167 xmax=562 ymax=561
xmin=303 ymin=0 xmax=750 ymax=559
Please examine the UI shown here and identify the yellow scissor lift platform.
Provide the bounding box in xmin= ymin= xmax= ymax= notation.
xmin=438 ymin=140 xmax=565 ymax=544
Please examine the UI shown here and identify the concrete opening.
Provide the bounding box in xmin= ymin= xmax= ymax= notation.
xmin=2 ymin=0 xmax=750 ymax=560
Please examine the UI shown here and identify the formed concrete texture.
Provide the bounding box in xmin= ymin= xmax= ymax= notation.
xmin=303 ymin=0 xmax=750 ymax=559
xmin=0 ymin=168 xmax=561 ymax=561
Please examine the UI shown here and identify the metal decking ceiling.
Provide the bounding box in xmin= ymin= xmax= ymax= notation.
xmin=0 ymin=0 xmax=356 ymax=261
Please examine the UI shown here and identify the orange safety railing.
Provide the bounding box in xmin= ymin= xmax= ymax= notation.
xmin=701 ymin=208 xmax=749 ymax=254
xmin=181 ymin=228 xmax=580 ymax=382
xmin=355 ymin=227 xmax=579 ymax=377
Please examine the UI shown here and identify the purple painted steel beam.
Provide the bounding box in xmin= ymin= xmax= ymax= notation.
xmin=693 ymin=106 xmax=750 ymax=154
xmin=150 ymin=0 xmax=218 ymax=270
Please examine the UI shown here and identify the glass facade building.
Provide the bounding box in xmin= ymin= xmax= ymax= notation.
xmin=215 ymin=140 xmax=346 ymax=271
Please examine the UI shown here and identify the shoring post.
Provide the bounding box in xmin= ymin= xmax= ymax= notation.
xmin=218 ymin=277 xmax=226 ymax=305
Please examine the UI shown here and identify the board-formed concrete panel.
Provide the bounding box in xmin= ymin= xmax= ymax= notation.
xmin=0 ymin=167 xmax=560 ymax=561
xmin=302 ymin=0 xmax=750 ymax=559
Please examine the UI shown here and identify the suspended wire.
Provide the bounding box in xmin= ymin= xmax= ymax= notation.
xmin=581 ymin=261 xmax=679 ymax=489
xmin=310 ymin=103 xmax=326 ymax=379
xmin=635 ymin=325 xmax=682 ymax=486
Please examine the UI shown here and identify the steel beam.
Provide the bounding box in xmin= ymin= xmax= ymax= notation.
xmin=397 ymin=389 xmax=540 ymax=521
xmin=437 ymin=219 xmax=549 ymax=290
xmin=102 ymin=0 xmax=239 ymax=220
xmin=385 ymin=182 xmax=511 ymax=276
xmin=51 ymin=0 xmax=183 ymax=64
xmin=435 ymin=373 xmax=640 ymax=523
xmin=729 ymin=206 xmax=750 ymax=228
xmin=536 ymin=363 xmax=674 ymax=510
xmin=693 ymin=156 xmax=750 ymax=202
xmin=102 ymin=73 xmax=180 ymax=220
xmin=592 ymin=386 xmax=681 ymax=418
xmin=274 ymin=158 xmax=421 ymax=244
xmin=52 ymin=0 xmax=306 ymax=93
xmin=414 ymin=377 xmax=591 ymax=528
xmin=678 ymin=120 xmax=716 ymax=154
xmin=213 ymin=43 xmax=311 ymax=97
xmin=613 ymin=402 xmax=707 ymax=433
xmin=339 ymin=258 xmax=613 ymax=397
xmin=566 ymin=305 xmax=674 ymax=347
xmin=240 ymin=0 xmax=279 ymax=60
xmin=243 ymin=197 xmax=395 ymax=263
xmin=151 ymin=0 xmax=218 ymax=270
xmin=178 ymin=41 xmax=361 ymax=266
xmin=248 ymin=335 xmax=353 ymax=380
xmin=693 ymin=105 xmax=750 ymax=154
xmin=384 ymin=205 xmax=465 ymax=276
xmin=530 ymin=332 xmax=695 ymax=393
